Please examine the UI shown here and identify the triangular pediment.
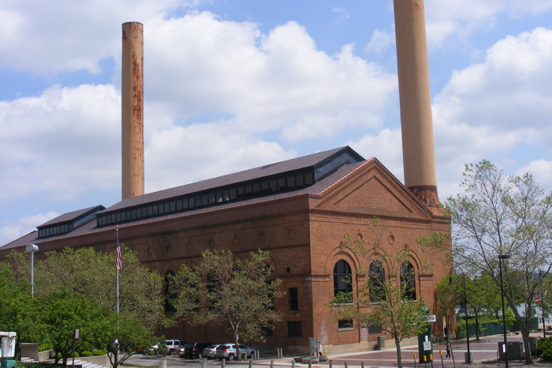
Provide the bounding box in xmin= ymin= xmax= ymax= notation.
xmin=314 ymin=159 xmax=431 ymax=219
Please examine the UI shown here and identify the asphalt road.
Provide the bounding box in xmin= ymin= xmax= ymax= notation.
xmin=124 ymin=333 xmax=552 ymax=368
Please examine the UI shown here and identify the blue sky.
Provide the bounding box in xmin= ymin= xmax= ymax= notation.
xmin=2 ymin=0 xmax=552 ymax=246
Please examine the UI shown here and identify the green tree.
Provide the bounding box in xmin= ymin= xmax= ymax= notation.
xmin=446 ymin=160 xmax=552 ymax=364
xmin=173 ymin=249 xmax=284 ymax=361
xmin=33 ymin=246 xmax=165 ymax=331
xmin=437 ymin=273 xmax=505 ymax=340
xmin=100 ymin=312 xmax=156 ymax=368
xmin=0 ymin=246 xmax=164 ymax=361
xmin=39 ymin=289 xmax=110 ymax=366
xmin=0 ymin=269 xmax=47 ymax=357
xmin=330 ymin=223 xmax=430 ymax=368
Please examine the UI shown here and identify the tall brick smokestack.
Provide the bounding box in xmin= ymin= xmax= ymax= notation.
xmin=393 ymin=0 xmax=439 ymax=208
xmin=121 ymin=22 xmax=144 ymax=200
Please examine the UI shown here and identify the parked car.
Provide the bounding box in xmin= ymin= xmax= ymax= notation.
xmin=181 ymin=342 xmax=214 ymax=359
xmin=146 ymin=342 xmax=165 ymax=355
xmin=176 ymin=345 xmax=186 ymax=356
xmin=164 ymin=339 xmax=185 ymax=355
xmin=202 ymin=344 xmax=221 ymax=359
xmin=215 ymin=344 xmax=255 ymax=360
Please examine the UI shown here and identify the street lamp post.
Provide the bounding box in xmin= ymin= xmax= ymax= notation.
xmin=25 ymin=243 xmax=39 ymax=296
xmin=543 ymin=291 xmax=548 ymax=339
xmin=499 ymin=254 xmax=511 ymax=368
xmin=461 ymin=274 xmax=471 ymax=363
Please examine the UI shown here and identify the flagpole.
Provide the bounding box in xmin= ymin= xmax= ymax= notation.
xmin=116 ymin=225 xmax=120 ymax=315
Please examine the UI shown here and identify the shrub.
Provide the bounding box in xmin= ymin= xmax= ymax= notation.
xmin=16 ymin=363 xmax=57 ymax=368
xmin=38 ymin=343 xmax=53 ymax=352
xmin=539 ymin=337 xmax=552 ymax=361
xmin=92 ymin=350 xmax=107 ymax=356
xmin=80 ymin=351 xmax=93 ymax=357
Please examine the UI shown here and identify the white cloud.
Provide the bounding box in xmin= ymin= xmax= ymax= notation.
xmin=364 ymin=29 xmax=395 ymax=54
xmin=517 ymin=160 xmax=552 ymax=190
xmin=425 ymin=0 xmax=552 ymax=47
xmin=0 ymin=211 xmax=58 ymax=247
xmin=0 ymin=0 xmax=205 ymax=74
xmin=0 ymin=84 xmax=121 ymax=201
xmin=143 ymin=14 xmax=397 ymax=142
xmin=431 ymin=27 xmax=552 ymax=196
xmin=433 ymin=27 xmax=552 ymax=132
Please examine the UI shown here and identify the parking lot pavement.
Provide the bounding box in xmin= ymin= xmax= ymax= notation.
xmin=124 ymin=333 xmax=552 ymax=368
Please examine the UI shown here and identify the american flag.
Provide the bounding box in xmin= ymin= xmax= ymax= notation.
xmin=116 ymin=226 xmax=122 ymax=270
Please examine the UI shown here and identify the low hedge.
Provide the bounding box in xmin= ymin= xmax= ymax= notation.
xmin=539 ymin=337 xmax=552 ymax=361
xmin=54 ymin=352 xmax=79 ymax=359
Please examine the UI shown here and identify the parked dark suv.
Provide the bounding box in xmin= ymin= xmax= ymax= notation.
xmin=182 ymin=342 xmax=214 ymax=359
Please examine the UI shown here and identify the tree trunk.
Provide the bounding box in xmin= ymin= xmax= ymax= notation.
xmin=474 ymin=310 xmax=480 ymax=341
xmin=394 ymin=335 xmax=403 ymax=368
xmin=512 ymin=303 xmax=533 ymax=364
xmin=520 ymin=324 xmax=533 ymax=364
xmin=234 ymin=331 xmax=241 ymax=361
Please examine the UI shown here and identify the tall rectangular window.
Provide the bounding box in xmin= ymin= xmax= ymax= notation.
xmin=287 ymin=321 xmax=302 ymax=337
xmin=261 ymin=324 xmax=274 ymax=337
xmin=289 ymin=288 xmax=299 ymax=311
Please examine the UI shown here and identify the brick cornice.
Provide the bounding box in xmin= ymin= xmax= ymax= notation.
xmin=309 ymin=209 xmax=437 ymax=225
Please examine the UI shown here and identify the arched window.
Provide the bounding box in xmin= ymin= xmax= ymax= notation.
xmin=164 ymin=271 xmax=177 ymax=313
xmin=369 ymin=261 xmax=385 ymax=302
xmin=333 ymin=260 xmax=352 ymax=303
xmin=400 ymin=262 xmax=416 ymax=300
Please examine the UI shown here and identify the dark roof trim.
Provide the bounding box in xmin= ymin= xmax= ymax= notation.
xmin=101 ymin=146 xmax=363 ymax=213
xmin=38 ymin=205 xmax=106 ymax=228
xmin=37 ymin=205 xmax=105 ymax=239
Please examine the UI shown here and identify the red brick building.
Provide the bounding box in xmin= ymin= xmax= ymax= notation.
xmin=1 ymin=146 xmax=451 ymax=353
